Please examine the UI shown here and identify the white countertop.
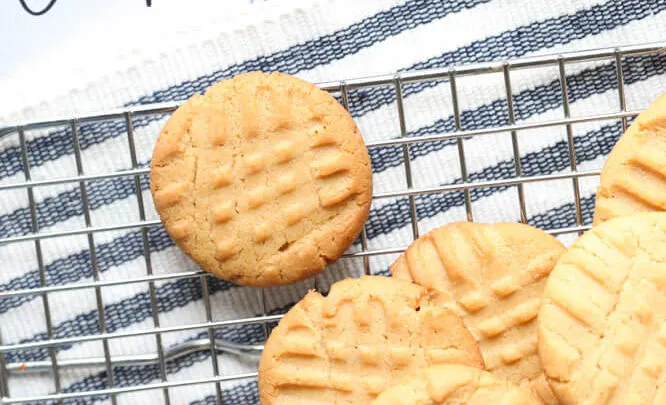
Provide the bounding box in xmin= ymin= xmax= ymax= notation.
xmin=0 ymin=0 xmax=285 ymax=115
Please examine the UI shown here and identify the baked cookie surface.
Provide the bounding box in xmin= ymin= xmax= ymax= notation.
xmin=390 ymin=221 xmax=566 ymax=404
xmin=538 ymin=213 xmax=666 ymax=404
xmin=594 ymin=92 xmax=666 ymax=225
xmin=370 ymin=364 xmax=541 ymax=405
xmin=258 ymin=276 xmax=484 ymax=405
xmin=150 ymin=72 xmax=372 ymax=286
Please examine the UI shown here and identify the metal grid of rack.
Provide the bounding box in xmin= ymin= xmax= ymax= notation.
xmin=0 ymin=41 xmax=665 ymax=404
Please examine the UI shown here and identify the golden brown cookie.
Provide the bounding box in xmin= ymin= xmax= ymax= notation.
xmin=594 ymin=92 xmax=666 ymax=225
xmin=370 ymin=364 xmax=541 ymax=405
xmin=390 ymin=221 xmax=566 ymax=404
xmin=538 ymin=213 xmax=666 ymax=405
xmin=258 ymin=276 xmax=484 ymax=405
xmin=150 ymin=71 xmax=372 ymax=286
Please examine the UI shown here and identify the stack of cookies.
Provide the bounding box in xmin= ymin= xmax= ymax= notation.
xmin=150 ymin=72 xmax=666 ymax=404
xmin=258 ymin=222 xmax=563 ymax=405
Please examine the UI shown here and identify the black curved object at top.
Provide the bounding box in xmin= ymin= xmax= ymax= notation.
xmin=19 ymin=0 xmax=57 ymax=16
xmin=19 ymin=0 xmax=151 ymax=16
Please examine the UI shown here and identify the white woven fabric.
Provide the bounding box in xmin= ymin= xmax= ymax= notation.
xmin=1 ymin=0 xmax=666 ymax=403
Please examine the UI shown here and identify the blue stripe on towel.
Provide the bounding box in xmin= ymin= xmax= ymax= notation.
xmin=368 ymin=53 xmax=664 ymax=173
xmin=25 ymin=308 xmax=284 ymax=405
xmin=345 ymin=0 xmax=665 ymax=118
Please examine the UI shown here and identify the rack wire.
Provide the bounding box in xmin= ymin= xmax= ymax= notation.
xmin=1 ymin=41 xmax=665 ymax=404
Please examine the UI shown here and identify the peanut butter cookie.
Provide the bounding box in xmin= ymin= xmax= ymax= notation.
xmin=258 ymin=276 xmax=484 ymax=404
xmin=539 ymin=213 xmax=666 ymax=404
xmin=594 ymin=92 xmax=666 ymax=224
xmin=391 ymin=221 xmax=566 ymax=404
xmin=150 ymin=72 xmax=372 ymax=286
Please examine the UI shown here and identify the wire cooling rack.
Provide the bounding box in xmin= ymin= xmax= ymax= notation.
xmin=1 ymin=41 xmax=665 ymax=404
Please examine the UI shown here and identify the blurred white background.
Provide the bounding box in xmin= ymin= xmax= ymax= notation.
xmin=1 ymin=0 xmax=276 ymax=76
xmin=0 ymin=0 xmax=279 ymax=114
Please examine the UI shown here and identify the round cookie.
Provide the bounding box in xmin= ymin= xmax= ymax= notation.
xmin=370 ymin=364 xmax=541 ymax=405
xmin=150 ymin=71 xmax=372 ymax=286
xmin=538 ymin=213 xmax=666 ymax=404
xmin=390 ymin=221 xmax=566 ymax=404
xmin=258 ymin=276 xmax=484 ymax=405
xmin=594 ymin=92 xmax=666 ymax=225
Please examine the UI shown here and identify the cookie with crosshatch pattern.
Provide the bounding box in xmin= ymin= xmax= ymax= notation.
xmin=390 ymin=221 xmax=566 ymax=405
xmin=370 ymin=364 xmax=541 ymax=405
xmin=258 ymin=276 xmax=484 ymax=404
xmin=538 ymin=213 xmax=666 ymax=405
xmin=593 ymin=92 xmax=666 ymax=225
xmin=150 ymin=71 xmax=372 ymax=286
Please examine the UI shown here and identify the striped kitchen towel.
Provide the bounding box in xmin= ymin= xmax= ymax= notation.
xmin=2 ymin=0 xmax=666 ymax=403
